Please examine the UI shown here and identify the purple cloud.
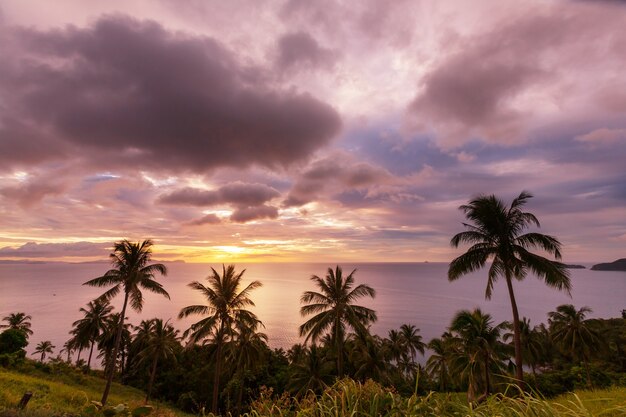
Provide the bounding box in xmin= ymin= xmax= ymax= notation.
xmin=0 ymin=15 xmax=341 ymax=173
xmin=0 ymin=241 xmax=109 ymax=258
xmin=230 ymin=205 xmax=279 ymax=223
xmin=159 ymin=182 xmax=280 ymax=207
xmin=275 ymin=31 xmax=336 ymax=71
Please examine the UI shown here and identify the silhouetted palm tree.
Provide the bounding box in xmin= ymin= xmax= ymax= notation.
xmin=548 ymin=304 xmax=600 ymax=388
xmin=299 ymin=266 xmax=377 ymax=377
xmin=426 ymin=332 xmax=456 ymax=392
xmin=288 ymin=344 xmax=334 ymax=396
xmin=503 ymin=317 xmax=544 ymax=378
xmin=33 ymin=340 xmax=55 ymax=362
xmin=98 ymin=312 xmax=132 ymax=375
xmin=1 ymin=312 xmax=33 ymax=337
xmin=179 ymin=265 xmax=262 ymax=414
xmin=450 ymin=309 xmax=508 ymax=402
xmin=449 ymin=191 xmax=570 ymax=385
xmin=135 ymin=318 xmax=180 ymax=403
xmin=84 ymin=239 xmax=169 ymax=405
xmin=400 ymin=324 xmax=426 ymax=363
xmin=72 ymin=299 xmax=114 ymax=369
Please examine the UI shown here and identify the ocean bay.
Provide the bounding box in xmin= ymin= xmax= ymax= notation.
xmin=1 ymin=261 xmax=624 ymax=360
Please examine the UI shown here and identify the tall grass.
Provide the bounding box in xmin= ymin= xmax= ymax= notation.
xmin=238 ymin=379 xmax=626 ymax=417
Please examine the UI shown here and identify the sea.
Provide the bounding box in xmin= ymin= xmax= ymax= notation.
xmin=1 ymin=262 xmax=624 ymax=362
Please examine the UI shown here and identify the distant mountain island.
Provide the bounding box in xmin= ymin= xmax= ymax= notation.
xmin=591 ymin=258 xmax=626 ymax=271
xmin=564 ymin=264 xmax=586 ymax=269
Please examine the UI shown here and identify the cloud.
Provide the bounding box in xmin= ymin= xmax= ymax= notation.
xmin=0 ymin=241 xmax=109 ymax=258
xmin=575 ymin=128 xmax=626 ymax=146
xmin=284 ymin=153 xmax=392 ymax=206
xmin=230 ymin=205 xmax=279 ymax=222
xmin=275 ymin=31 xmax=336 ymax=72
xmin=407 ymin=3 xmax=626 ymax=148
xmin=186 ymin=213 xmax=221 ymax=226
xmin=158 ymin=182 xmax=280 ymax=206
xmin=0 ymin=177 xmax=66 ymax=208
xmin=0 ymin=15 xmax=341 ymax=173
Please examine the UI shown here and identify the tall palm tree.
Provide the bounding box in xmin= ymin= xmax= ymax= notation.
xmin=1 ymin=312 xmax=33 ymax=337
xmin=450 ymin=309 xmax=508 ymax=402
xmin=72 ymin=299 xmax=114 ymax=369
xmin=135 ymin=319 xmax=180 ymax=403
xmin=84 ymin=239 xmax=169 ymax=405
xmin=299 ymin=266 xmax=377 ymax=377
xmin=98 ymin=312 xmax=132 ymax=375
xmin=178 ymin=265 xmax=262 ymax=414
xmin=33 ymin=340 xmax=55 ymax=362
xmin=448 ymin=191 xmax=570 ymax=385
xmin=548 ymin=304 xmax=600 ymax=388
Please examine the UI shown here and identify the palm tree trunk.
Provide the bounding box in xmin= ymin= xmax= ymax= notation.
xmin=212 ymin=339 xmax=223 ymax=414
xmin=76 ymin=348 xmax=82 ymax=366
xmin=582 ymin=353 xmax=593 ymax=390
xmin=40 ymin=352 xmax=45 ymax=362
xmin=101 ymin=291 xmax=129 ymax=406
xmin=505 ymin=274 xmax=525 ymax=387
xmin=335 ymin=316 xmax=344 ymax=377
xmin=484 ymin=350 xmax=490 ymax=397
xmin=145 ymin=356 xmax=158 ymax=403
xmin=88 ymin=340 xmax=95 ymax=369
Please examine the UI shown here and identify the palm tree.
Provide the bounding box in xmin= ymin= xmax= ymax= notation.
xmin=135 ymin=319 xmax=180 ymax=403
xmin=84 ymin=239 xmax=169 ymax=405
xmin=448 ymin=191 xmax=570 ymax=385
xmin=60 ymin=339 xmax=75 ymax=363
xmin=1 ymin=312 xmax=33 ymax=337
xmin=33 ymin=340 xmax=55 ymax=362
xmin=548 ymin=304 xmax=600 ymax=388
xmin=288 ymin=344 xmax=334 ymax=396
xmin=399 ymin=324 xmax=426 ymax=363
xmin=299 ymin=266 xmax=377 ymax=377
xmin=72 ymin=299 xmax=114 ymax=369
xmin=98 ymin=312 xmax=132 ymax=375
xmin=503 ymin=318 xmax=544 ymax=378
xmin=450 ymin=309 xmax=508 ymax=402
xmin=178 ymin=265 xmax=262 ymax=414
xmin=426 ymin=332 xmax=457 ymax=392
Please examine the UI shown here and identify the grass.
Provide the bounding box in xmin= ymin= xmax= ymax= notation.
xmin=1 ymin=365 xmax=625 ymax=417
xmin=0 ymin=365 xmax=188 ymax=417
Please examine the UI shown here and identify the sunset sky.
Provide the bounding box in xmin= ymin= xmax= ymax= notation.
xmin=0 ymin=0 xmax=624 ymax=263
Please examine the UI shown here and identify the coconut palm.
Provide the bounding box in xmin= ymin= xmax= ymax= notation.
xmin=135 ymin=319 xmax=180 ymax=403
xmin=98 ymin=312 xmax=132 ymax=375
xmin=84 ymin=239 xmax=169 ymax=405
xmin=548 ymin=304 xmax=600 ymax=388
xmin=72 ymin=299 xmax=114 ymax=369
xmin=299 ymin=266 xmax=377 ymax=377
xmin=33 ymin=340 xmax=55 ymax=362
xmin=426 ymin=332 xmax=457 ymax=392
xmin=400 ymin=324 xmax=426 ymax=363
xmin=448 ymin=191 xmax=570 ymax=385
xmin=1 ymin=312 xmax=33 ymax=337
xmin=288 ymin=344 xmax=334 ymax=396
xmin=450 ymin=309 xmax=508 ymax=402
xmin=503 ymin=318 xmax=544 ymax=378
xmin=178 ymin=265 xmax=262 ymax=414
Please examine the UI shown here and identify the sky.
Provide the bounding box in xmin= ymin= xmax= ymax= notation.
xmin=0 ymin=0 xmax=624 ymax=263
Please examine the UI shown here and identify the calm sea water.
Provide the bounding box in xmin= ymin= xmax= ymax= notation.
xmin=1 ymin=262 xmax=624 ymax=361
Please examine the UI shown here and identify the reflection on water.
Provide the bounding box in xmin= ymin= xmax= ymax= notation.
xmin=1 ymin=262 xmax=624 ymax=360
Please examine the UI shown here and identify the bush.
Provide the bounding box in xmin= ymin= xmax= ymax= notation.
xmin=0 ymin=330 xmax=27 ymax=356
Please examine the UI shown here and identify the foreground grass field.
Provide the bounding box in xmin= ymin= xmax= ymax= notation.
xmin=1 ymin=366 xmax=625 ymax=417
xmin=0 ymin=366 xmax=187 ymax=417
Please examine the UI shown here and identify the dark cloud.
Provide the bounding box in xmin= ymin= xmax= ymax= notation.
xmin=158 ymin=182 xmax=280 ymax=206
xmin=275 ymin=31 xmax=336 ymax=71
xmin=187 ymin=213 xmax=221 ymax=226
xmin=230 ymin=205 xmax=279 ymax=223
xmin=0 ymin=241 xmax=109 ymax=258
xmin=1 ymin=15 xmax=341 ymax=172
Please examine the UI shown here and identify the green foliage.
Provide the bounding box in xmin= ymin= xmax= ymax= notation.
xmin=0 ymin=329 xmax=28 ymax=355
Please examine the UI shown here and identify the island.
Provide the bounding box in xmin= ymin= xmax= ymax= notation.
xmin=591 ymin=258 xmax=626 ymax=271
xmin=564 ymin=264 xmax=586 ymax=269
